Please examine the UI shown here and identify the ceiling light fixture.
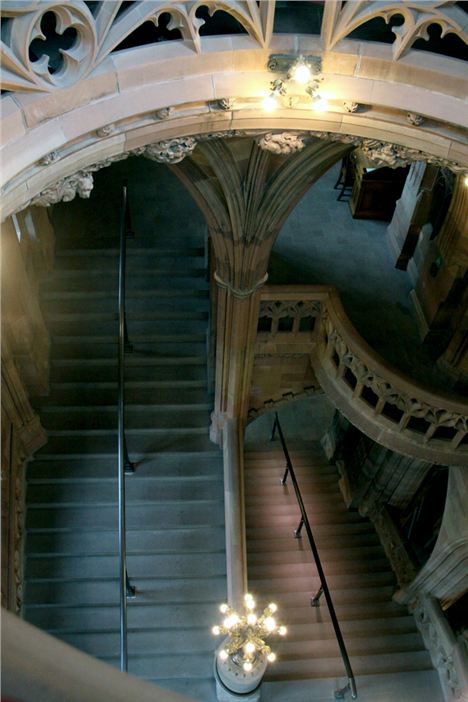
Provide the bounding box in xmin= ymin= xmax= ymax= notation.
xmin=212 ymin=594 xmax=287 ymax=672
xmin=265 ymin=53 xmax=325 ymax=112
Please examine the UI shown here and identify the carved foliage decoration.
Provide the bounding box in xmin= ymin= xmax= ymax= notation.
xmin=1 ymin=1 xmax=276 ymax=92
xmin=323 ymin=1 xmax=468 ymax=60
xmin=135 ymin=137 xmax=198 ymax=164
xmin=257 ymin=132 xmax=306 ymax=155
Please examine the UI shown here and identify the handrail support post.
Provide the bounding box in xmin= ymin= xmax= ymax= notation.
xmin=294 ymin=517 xmax=304 ymax=538
xmin=334 ymin=678 xmax=357 ymax=700
xmin=124 ymin=439 xmax=135 ymax=475
xmin=126 ymin=571 xmax=136 ymax=599
xmin=281 ymin=465 xmax=289 ymax=485
xmin=311 ymin=585 xmax=324 ymax=607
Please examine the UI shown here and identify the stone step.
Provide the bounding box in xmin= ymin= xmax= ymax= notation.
xmin=248 ymin=557 xmax=392 ymax=578
xmin=50 ymin=361 xmax=207 ymax=384
xmin=25 ymin=552 xmax=226 ymax=580
xmin=35 ymin=385 xmax=209 ymax=407
xmin=27 ymin=478 xmax=223 ymax=506
xmin=249 ymin=569 xmax=395 ymax=592
xmin=248 ymin=531 xmax=381 ymax=552
xmin=247 ymin=521 xmax=375 ymax=538
xmin=267 ymin=650 xmax=432 ymax=681
xmin=26 ymin=500 xmax=224 ymax=530
xmin=54 ymin=251 xmax=206 ymax=270
xmin=34 ymin=432 xmax=215 ymax=458
xmin=26 ymin=525 xmax=226 ymax=558
xmin=24 ymin=573 xmax=227 ymax=607
xmin=271 ymin=595 xmax=408 ymax=619
xmin=274 ymin=631 xmax=424 ymax=659
xmin=49 ymin=338 xmax=207 ymax=359
xmin=58 ymin=626 xmax=214 ymax=658
xmin=246 ymin=510 xmax=366 ymax=527
xmin=264 ymin=671 xmax=444 ymax=702
xmin=42 ymin=272 xmax=209 ymax=293
xmin=27 ymin=451 xmax=223 ymax=480
xmin=43 ymin=293 xmax=209 ymax=315
xmin=48 ymin=318 xmax=207 ymax=337
xmin=39 ymin=405 xmax=210 ymax=431
xmin=248 ymin=542 xmax=385 ymax=562
xmin=26 ymin=602 xmax=221 ymax=634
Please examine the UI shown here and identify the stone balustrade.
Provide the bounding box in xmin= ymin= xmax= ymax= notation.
xmin=256 ymin=286 xmax=468 ymax=466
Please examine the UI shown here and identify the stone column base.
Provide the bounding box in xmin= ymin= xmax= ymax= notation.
xmin=214 ymin=650 xmax=266 ymax=702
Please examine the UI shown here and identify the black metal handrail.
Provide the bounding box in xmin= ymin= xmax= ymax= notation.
xmin=118 ymin=180 xmax=136 ymax=672
xmin=271 ymin=411 xmax=357 ymax=700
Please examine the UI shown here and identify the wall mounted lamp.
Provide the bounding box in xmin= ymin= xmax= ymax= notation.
xmin=264 ymin=54 xmax=327 ymax=112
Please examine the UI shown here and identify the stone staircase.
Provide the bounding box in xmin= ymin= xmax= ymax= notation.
xmin=23 ymin=225 xmax=225 ymax=701
xmin=245 ymin=441 xmax=440 ymax=700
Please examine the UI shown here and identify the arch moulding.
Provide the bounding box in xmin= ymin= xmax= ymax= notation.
xmin=1 ymin=32 xmax=468 ymax=219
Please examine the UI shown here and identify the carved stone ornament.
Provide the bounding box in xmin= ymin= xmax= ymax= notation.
xmin=154 ymin=107 xmax=174 ymax=120
xmin=216 ymin=98 xmax=235 ymax=111
xmin=30 ymin=172 xmax=94 ymax=206
xmin=259 ymin=299 xmax=321 ymax=320
xmin=198 ymin=130 xmax=241 ymax=141
xmin=29 ymin=153 xmax=129 ymax=207
xmin=407 ymin=112 xmax=425 ymax=126
xmin=343 ymin=101 xmax=360 ymax=113
xmin=39 ymin=151 xmax=60 ymax=166
xmin=136 ymin=137 xmax=198 ymax=164
xmin=96 ymin=123 xmax=117 ymax=137
xmin=257 ymin=132 xmax=306 ymax=155
xmin=311 ymin=132 xmax=466 ymax=174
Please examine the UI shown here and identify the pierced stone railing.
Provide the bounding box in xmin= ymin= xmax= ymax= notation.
xmin=257 ymin=286 xmax=468 ymax=466
xmin=1 ymin=1 xmax=466 ymax=93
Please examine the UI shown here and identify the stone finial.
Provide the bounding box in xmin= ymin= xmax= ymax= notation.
xmin=154 ymin=107 xmax=174 ymax=120
xmin=407 ymin=112 xmax=425 ymax=126
xmin=257 ymin=132 xmax=305 ymax=155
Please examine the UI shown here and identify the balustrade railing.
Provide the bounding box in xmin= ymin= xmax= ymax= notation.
xmin=255 ymin=286 xmax=468 ymax=466
xmin=271 ymin=411 xmax=357 ymax=700
xmin=118 ymin=180 xmax=136 ymax=672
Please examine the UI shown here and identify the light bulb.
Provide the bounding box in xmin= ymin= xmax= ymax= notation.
xmin=219 ymin=603 xmax=228 ymax=614
xmin=263 ymin=93 xmax=279 ymax=112
xmin=243 ymin=661 xmax=253 ymax=672
xmin=267 ymin=652 xmax=276 ymax=663
xmin=246 ymin=598 xmax=256 ymax=610
xmin=278 ymin=626 xmax=287 ymax=636
xmin=223 ymin=616 xmax=233 ymax=629
xmin=245 ymin=593 xmax=253 ymax=602
xmin=219 ymin=649 xmax=229 ymax=661
xmin=247 ymin=613 xmax=257 ymax=625
xmin=291 ymin=61 xmax=311 ymax=85
xmin=212 ymin=625 xmax=220 ymax=636
xmin=268 ymin=603 xmax=278 ymax=613
xmin=464 ymin=175 xmax=468 ymax=187
xmin=264 ymin=616 xmax=276 ymax=632
xmin=244 ymin=641 xmax=256 ymax=655
xmin=312 ymin=96 xmax=328 ymax=112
